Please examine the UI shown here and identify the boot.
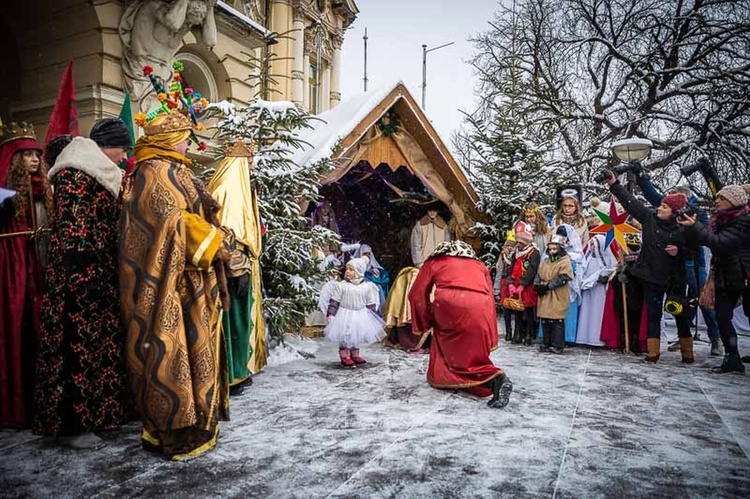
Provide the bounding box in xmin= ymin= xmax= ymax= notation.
xmin=487 ymin=374 xmax=513 ymax=409
xmin=711 ymin=353 xmax=745 ymax=374
xmin=710 ymin=339 xmax=723 ymax=357
xmin=339 ymin=347 xmax=355 ymax=368
xmin=679 ymin=337 xmax=694 ymax=364
xmin=350 ymin=348 xmax=367 ymax=365
xmin=645 ymin=338 xmax=660 ymax=363
xmin=512 ymin=321 xmax=523 ymax=344
xmin=524 ymin=321 xmax=534 ymax=346
xmin=504 ymin=320 xmax=513 ymax=342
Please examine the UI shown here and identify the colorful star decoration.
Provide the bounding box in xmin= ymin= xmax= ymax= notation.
xmin=590 ymin=201 xmax=640 ymax=254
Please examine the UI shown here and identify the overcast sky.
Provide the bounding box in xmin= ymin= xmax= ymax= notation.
xmin=339 ymin=0 xmax=502 ymax=148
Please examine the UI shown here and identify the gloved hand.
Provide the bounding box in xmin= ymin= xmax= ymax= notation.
xmin=516 ymin=285 xmax=525 ymax=297
xmin=508 ymin=284 xmax=518 ymax=296
xmin=665 ymin=245 xmax=678 ymax=256
xmin=597 ymin=274 xmax=609 ymax=285
xmin=237 ymin=273 xmax=250 ymax=298
xmin=534 ymin=283 xmax=549 ymax=295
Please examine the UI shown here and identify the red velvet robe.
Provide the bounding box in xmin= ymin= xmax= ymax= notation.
xmin=409 ymin=256 xmax=502 ymax=397
xmin=0 ymin=199 xmax=43 ymax=428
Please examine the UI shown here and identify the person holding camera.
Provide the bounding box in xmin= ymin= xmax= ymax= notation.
xmin=598 ymin=170 xmax=697 ymax=364
xmin=678 ymin=185 xmax=749 ymax=374
xmin=631 ymin=167 xmax=723 ymax=356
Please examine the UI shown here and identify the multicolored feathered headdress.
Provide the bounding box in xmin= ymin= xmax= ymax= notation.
xmin=134 ymin=62 xmax=209 ymax=150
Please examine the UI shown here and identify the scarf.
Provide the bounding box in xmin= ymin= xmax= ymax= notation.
xmin=428 ymin=240 xmax=478 ymax=260
xmin=134 ymin=131 xmax=192 ymax=166
xmin=558 ymin=213 xmax=584 ymax=227
xmin=709 ymin=205 xmax=750 ymax=232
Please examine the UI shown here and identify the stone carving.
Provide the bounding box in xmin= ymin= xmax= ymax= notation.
xmin=120 ymin=0 xmax=218 ymax=109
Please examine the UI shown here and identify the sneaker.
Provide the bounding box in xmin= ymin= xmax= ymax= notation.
xmin=57 ymin=433 xmax=107 ymax=450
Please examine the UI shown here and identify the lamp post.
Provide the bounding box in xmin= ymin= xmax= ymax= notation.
xmin=421 ymin=41 xmax=454 ymax=110
xmin=610 ymin=138 xmax=652 ymax=193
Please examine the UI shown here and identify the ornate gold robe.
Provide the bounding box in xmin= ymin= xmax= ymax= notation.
xmin=120 ymin=157 xmax=229 ymax=461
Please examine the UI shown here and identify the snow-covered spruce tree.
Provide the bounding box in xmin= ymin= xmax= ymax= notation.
xmin=215 ymin=102 xmax=339 ymax=341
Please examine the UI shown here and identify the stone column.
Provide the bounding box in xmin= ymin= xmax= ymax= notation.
xmin=291 ymin=13 xmax=305 ymax=106
xmin=330 ymin=44 xmax=342 ymax=108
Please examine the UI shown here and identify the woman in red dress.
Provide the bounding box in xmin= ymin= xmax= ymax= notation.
xmin=409 ymin=240 xmax=513 ymax=409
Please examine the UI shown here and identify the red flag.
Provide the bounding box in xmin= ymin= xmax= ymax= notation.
xmin=44 ymin=61 xmax=79 ymax=145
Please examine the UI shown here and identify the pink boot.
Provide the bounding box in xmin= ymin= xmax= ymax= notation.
xmin=350 ymin=348 xmax=367 ymax=365
xmin=339 ymin=347 xmax=355 ymax=368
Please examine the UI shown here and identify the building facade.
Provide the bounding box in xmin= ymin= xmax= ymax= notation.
xmin=0 ymin=0 xmax=358 ymax=141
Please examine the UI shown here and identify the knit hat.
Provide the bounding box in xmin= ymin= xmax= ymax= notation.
xmin=717 ymin=185 xmax=748 ymax=208
xmin=44 ymin=134 xmax=73 ymax=167
xmin=661 ymin=192 xmax=687 ymax=213
xmin=90 ymin=118 xmax=132 ymax=148
xmin=549 ymin=234 xmax=567 ymax=246
xmin=514 ymin=222 xmax=533 ymax=245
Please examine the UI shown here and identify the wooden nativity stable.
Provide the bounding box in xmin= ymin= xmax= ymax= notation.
xmin=293 ymin=82 xmax=486 ymax=276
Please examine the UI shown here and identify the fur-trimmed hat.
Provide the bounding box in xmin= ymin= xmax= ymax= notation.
xmin=717 ymin=185 xmax=748 ymax=208
xmin=661 ymin=192 xmax=687 ymax=213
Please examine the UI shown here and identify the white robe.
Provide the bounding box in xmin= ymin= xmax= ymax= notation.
xmin=577 ymin=235 xmax=618 ymax=346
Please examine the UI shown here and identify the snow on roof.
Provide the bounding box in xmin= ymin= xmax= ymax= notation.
xmin=291 ymin=81 xmax=404 ymax=166
xmin=216 ymin=1 xmax=271 ymax=37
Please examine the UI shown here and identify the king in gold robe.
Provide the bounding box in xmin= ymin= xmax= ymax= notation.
xmin=208 ymin=139 xmax=267 ymax=384
xmin=120 ymin=111 xmax=230 ymax=460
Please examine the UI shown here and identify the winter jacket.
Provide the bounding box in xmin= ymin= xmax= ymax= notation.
xmin=509 ymin=246 xmax=541 ymax=307
xmin=689 ymin=208 xmax=750 ymax=292
xmin=535 ymin=252 xmax=573 ymax=319
xmin=638 ymin=176 xmax=709 ymax=269
xmin=609 ymin=182 xmax=695 ymax=290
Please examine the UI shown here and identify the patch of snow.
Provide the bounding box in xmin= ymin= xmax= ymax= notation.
xmin=266 ymin=334 xmax=320 ymax=367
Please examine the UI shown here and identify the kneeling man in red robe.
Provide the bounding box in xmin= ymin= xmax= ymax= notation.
xmin=409 ymin=240 xmax=513 ymax=408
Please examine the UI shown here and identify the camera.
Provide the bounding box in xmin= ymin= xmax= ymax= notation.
xmin=680 ymin=157 xmax=710 ymax=177
xmin=680 ymin=157 xmax=723 ymax=196
xmin=675 ymin=206 xmax=695 ymax=219
xmin=594 ymin=161 xmax=644 ymax=184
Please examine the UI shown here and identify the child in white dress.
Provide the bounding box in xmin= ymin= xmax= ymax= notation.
xmin=325 ymin=256 xmax=386 ymax=367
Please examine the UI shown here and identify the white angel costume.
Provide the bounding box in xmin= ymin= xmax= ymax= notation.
xmin=323 ymin=257 xmax=386 ymax=349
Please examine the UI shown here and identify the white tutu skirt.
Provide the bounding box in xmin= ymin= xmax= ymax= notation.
xmin=325 ymin=307 xmax=386 ymax=349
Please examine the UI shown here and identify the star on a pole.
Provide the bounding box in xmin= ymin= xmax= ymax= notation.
xmin=590 ymin=200 xmax=639 ymax=253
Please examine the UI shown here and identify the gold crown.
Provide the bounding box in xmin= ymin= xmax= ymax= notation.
xmin=226 ymin=139 xmax=255 ymax=158
xmin=0 ymin=121 xmax=38 ymax=146
xmin=142 ymin=111 xmax=194 ymax=136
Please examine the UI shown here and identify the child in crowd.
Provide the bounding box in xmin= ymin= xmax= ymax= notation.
xmin=509 ymin=222 xmax=541 ymax=345
xmin=519 ymin=202 xmax=550 ymax=254
xmin=325 ymin=256 xmax=386 ymax=367
xmin=494 ymin=237 xmax=518 ymax=341
xmin=535 ymin=234 xmax=574 ymax=353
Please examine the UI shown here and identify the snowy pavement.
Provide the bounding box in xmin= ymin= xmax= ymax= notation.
xmin=2 ymin=332 xmax=749 ymax=499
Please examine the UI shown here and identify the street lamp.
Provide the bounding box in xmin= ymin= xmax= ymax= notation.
xmin=421 ymin=41 xmax=454 ymax=110
xmin=611 ymin=138 xmax=653 ymax=163
xmin=610 ymin=137 xmax=652 ymax=193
